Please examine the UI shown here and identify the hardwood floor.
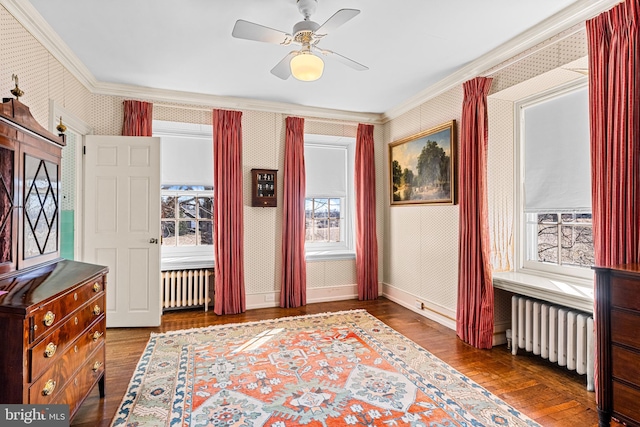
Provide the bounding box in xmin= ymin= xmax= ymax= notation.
xmin=71 ymin=297 xmax=614 ymax=427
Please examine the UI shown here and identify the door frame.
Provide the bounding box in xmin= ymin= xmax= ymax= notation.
xmin=48 ymin=100 xmax=93 ymax=261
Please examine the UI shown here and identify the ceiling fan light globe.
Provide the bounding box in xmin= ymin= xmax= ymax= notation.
xmin=290 ymin=53 xmax=324 ymax=82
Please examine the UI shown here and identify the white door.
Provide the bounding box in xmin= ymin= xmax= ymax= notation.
xmin=84 ymin=135 xmax=161 ymax=327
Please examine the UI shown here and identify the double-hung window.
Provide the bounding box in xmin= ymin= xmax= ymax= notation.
xmin=154 ymin=121 xmax=214 ymax=269
xmin=304 ymin=134 xmax=355 ymax=259
xmin=517 ymin=81 xmax=593 ymax=280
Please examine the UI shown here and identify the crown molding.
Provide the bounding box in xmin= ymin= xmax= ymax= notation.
xmin=381 ymin=0 xmax=622 ymax=122
xmin=1 ymin=0 xmax=98 ymax=90
xmin=90 ymin=81 xmax=383 ymax=124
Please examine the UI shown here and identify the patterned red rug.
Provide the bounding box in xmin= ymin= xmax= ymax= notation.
xmin=110 ymin=310 xmax=539 ymax=426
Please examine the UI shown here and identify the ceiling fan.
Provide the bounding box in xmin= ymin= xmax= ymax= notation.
xmin=232 ymin=0 xmax=368 ymax=82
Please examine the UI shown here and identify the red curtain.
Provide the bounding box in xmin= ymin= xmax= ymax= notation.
xmin=456 ymin=77 xmax=494 ymax=349
xmin=280 ymin=116 xmax=306 ymax=308
xmin=587 ymin=0 xmax=640 ymax=267
xmin=122 ymin=100 xmax=153 ymax=136
xmin=213 ymin=109 xmax=245 ymax=315
xmin=587 ymin=0 xmax=640 ymax=400
xmin=355 ymin=123 xmax=379 ymax=300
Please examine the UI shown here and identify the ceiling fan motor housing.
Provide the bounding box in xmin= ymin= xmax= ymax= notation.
xmin=293 ymin=20 xmax=320 ymax=44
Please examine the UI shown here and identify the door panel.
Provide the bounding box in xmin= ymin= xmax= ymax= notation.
xmin=84 ymin=135 xmax=160 ymax=327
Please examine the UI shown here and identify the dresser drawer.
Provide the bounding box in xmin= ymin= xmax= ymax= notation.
xmin=28 ymin=321 xmax=105 ymax=404
xmin=52 ymin=345 xmax=105 ymax=417
xmin=29 ymin=276 xmax=105 ymax=343
xmin=612 ymin=345 xmax=640 ymax=388
xmin=30 ymin=298 xmax=105 ymax=381
xmin=613 ymin=380 xmax=640 ymax=424
xmin=611 ymin=309 xmax=640 ymax=350
xmin=611 ymin=276 xmax=640 ymax=311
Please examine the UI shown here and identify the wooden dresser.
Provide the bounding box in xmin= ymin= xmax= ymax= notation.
xmin=0 ymin=261 xmax=108 ymax=416
xmin=594 ymin=264 xmax=640 ymax=427
xmin=0 ymin=90 xmax=108 ymax=418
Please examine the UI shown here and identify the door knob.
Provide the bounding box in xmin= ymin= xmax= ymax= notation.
xmin=149 ymin=238 xmax=158 ymax=244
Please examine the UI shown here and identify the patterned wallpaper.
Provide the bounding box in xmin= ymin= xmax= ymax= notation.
xmin=384 ymin=88 xmax=464 ymax=312
xmin=0 ymin=8 xmax=93 ymax=128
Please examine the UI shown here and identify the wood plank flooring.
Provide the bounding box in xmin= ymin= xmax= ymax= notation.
xmin=71 ymin=297 xmax=615 ymax=427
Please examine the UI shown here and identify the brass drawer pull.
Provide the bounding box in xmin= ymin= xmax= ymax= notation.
xmin=92 ymin=331 xmax=104 ymax=341
xmin=93 ymin=282 xmax=101 ymax=293
xmin=42 ymin=379 xmax=56 ymax=396
xmin=44 ymin=342 xmax=57 ymax=358
xmin=93 ymin=305 xmax=101 ymax=316
xmin=43 ymin=311 xmax=55 ymax=327
xmin=92 ymin=361 xmax=103 ymax=372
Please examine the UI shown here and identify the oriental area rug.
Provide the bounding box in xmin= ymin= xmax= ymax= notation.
xmin=111 ymin=310 xmax=539 ymax=427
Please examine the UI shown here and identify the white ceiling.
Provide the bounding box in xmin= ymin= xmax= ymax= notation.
xmin=19 ymin=0 xmax=610 ymax=116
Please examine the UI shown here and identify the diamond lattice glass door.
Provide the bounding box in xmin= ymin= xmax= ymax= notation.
xmin=0 ymin=146 xmax=14 ymax=265
xmin=23 ymin=154 xmax=59 ymax=258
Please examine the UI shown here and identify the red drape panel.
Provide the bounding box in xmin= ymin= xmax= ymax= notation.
xmin=280 ymin=116 xmax=307 ymax=308
xmin=456 ymin=77 xmax=494 ymax=349
xmin=213 ymin=109 xmax=246 ymax=315
xmin=122 ymin=100 xmax=153 ymax=136
xmin=587 ymin=0 xmax=640 ymax=400
xmin=355 ymin=123 xmax=379 ymax=300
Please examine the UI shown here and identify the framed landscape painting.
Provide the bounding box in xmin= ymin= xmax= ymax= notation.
xmin=389 ymin=120 xmax=456 ymax=205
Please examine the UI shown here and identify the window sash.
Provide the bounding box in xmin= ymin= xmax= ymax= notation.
xmin=161 ymin=189 xmax=213 ymax=247
xmin=305 ymin=198 xmax=345 ymax=245
xmin=524 ymin=212 xmax=593 ymax=268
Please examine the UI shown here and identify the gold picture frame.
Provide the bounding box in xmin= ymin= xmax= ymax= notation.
xmin=389 ymin=120 xmax=456 ymax=205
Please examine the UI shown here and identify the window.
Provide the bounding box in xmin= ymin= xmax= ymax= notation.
xmin=154 ymin=120 xmax=214 ymax=269
xmin=517 ymin=81 xmax=593 ymax=279
xmin=161 ymin=186 xmax=213 ymax=247
xmin=304 ymin=135 xmax=355 ymax=259
xmin=525 ymin=212 xmax=593 ymax=268
xmin=305 ymin=198 xmax=342 ymax=243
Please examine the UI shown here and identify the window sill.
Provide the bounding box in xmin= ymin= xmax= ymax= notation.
xmin=492 ymin=270 xmax=593 ymax=313
xmin=161 ymin=256 xmax=214 ymax=271
xmin=306 ymin=250 xmax=356 ymax=262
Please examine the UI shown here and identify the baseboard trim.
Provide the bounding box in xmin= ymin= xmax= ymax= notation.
xmin=381 ymin=283 xmax=456 ymax=330
xmin=493 ymin=320 xmax=510 ymax=346
xmin=246 ymin=284 xmax=359 ymax=310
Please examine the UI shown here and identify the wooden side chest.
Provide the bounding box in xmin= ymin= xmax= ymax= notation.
xmin=0 ymin=260 xmax=108 ymax=419
xmin=594 ymin=264 xmax=640 ymax=427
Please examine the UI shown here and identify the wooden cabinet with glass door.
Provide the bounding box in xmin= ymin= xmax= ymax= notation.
xmin=251 ymin=168 xmax=277 ymax=207
xmin=0 ymin=88 xmax=108 ymax=420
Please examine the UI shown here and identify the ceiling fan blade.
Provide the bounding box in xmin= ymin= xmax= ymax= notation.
xmin=271 ymin=51 xmax=298 ymax=80
xmin=320 ymin=49 xmax=368 ymax=71
xmin=232 ymin=20 xmax=292 ymax=45
xmin=316 ymin=9 xmax=360 ymax=36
